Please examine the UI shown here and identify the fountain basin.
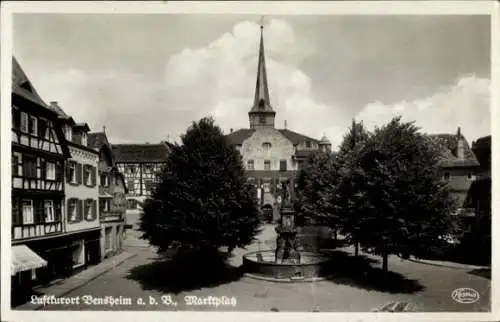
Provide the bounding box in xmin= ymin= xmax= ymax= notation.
xmin=242 ymin=250 xmax=332 ymax=282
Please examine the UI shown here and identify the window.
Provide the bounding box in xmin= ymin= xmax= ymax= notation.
xmin=85 ymin=199 xmax=94 ymax=221
xmin=84 ymin=166 xmax=92 ymax=186
xmin=44 ymin=200 xmax=55 ymax=222
xmin=29 ymin=116 xmax=37 ymax=135
xmin=46 ymin=162 xmax=56 ymax=180
xmin=443 ymin=172 xmax=450 ymax=181
xmin=104 ymin=199 xmax=110 ymax=212
xmin=128 ymin=180 xmax=135 ymax=191
xmin=23 ymin=156 xmax=37 ymax=178
xmin=280 ymin=160 xmax=287 ymax=171
xmin=247 ymin=160 xmax=254 ymax=171
xmin=105 ymin=227 xmax=112 ymax=251
xmin=467 ymin=173 xmax=476 ymax=181
xmin=262 ymin=142 xmax=272 ymax=149
xmin=145 ymin=180 xmax=153 ymax=193
xmin=20 ymin=112 xmax=28 ymax=133
xmin=21 ymin=199 xmax=34 ymax=224
xmin=100 ymin=174 xmax=109 ymax=187
xmin=259 ymin=116 xmax=266 ymax=125
xmin=44 ymin=122 xmax=51 ymax=139
xmin=305 ymin=141 xmax=311 ymax=148
xmin=68 ymin=163 xmax=77 ymax=184
xmin=72 ymin=241 xmax=85 ymax=268
xmin=129 ymin=166 xmax=136 ymax=174
xmin=12 ymin=155 xmax=19 ymax=176
xmin=264 ymin=160 xmax=271 ymax=171
xmin=68 ymin=199 xmax=78 ymax=222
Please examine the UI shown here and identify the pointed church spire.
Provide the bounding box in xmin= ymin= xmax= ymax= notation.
xmin=253 ymin=21 xmax=272 ymax=110
xmin=248 ymin=18 xmax=276 ymax=129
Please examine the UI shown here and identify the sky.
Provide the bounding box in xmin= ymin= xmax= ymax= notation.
xmin=13 ymin=14 xmax=491 ymax=148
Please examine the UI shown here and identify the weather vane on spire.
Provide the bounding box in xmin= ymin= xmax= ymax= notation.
xmin=260 ymin=16 xmax=265 ymax=29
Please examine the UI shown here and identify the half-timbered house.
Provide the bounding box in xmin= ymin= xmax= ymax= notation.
xmin=46 ymin=101 xmax=101 ymax=270
xmin=111 ymin=143 xmax=170 ymax=210
xmin=11 ymin=57 xmax=71 ymax=298
xmin=88 ymin=131 xmax=128 ymax=260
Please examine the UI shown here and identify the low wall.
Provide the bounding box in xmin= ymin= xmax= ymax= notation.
xmin=242 ymin=250 xmax=331 ymax=280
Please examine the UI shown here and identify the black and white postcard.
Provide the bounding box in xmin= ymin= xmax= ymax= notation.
xmin=1 ymin=1 xmax=498 ymax=322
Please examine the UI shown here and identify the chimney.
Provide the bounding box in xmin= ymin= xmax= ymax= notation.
xmin=230 ymin=128 xmax=234 ymax=133
xmin=457 ymin=127 xmax=465 ymax=160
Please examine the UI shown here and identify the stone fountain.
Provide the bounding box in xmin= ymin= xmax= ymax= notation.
xmin=243 ymin=180 xmax=332 ymax=282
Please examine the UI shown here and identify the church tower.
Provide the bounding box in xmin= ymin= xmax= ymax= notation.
xmin=248 ymin=23 xmax=276 ymax=129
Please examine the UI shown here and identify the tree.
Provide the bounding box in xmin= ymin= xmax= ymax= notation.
xmin=344 ymin=117 xmax=456 ymax=272
xmin=139 ymin=117 xmax=261 ymax=257
xmin=295 ymin=151 xmax=339 ymax=228
xmin=335 ymin=119 xmax=370 ymax=256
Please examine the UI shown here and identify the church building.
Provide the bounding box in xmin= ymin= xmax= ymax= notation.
xmin=225 ymin=24 xmax=332 ymax=220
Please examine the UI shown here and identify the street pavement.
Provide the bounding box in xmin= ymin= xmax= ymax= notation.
xmin=26 ymin=223 xmax=490 ymax=312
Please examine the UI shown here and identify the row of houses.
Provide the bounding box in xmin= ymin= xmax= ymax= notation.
xmin=11 ymin=57 xmax=129 ymax=301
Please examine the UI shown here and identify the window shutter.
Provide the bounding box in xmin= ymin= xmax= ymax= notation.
xmin=12 ymin=198 xmax=19 ymax=225
xmin=35 ymin=200 xmax=43 ymax=223
xmin=91 ymin=166 xmax=97 ymax=187
xmin=92 ymin=200 xmax=97 ymax=220
xmin=56 ymin=162 xmax=63 ymax=181
xmin=66 ymin=163 xmax=72 ymax=182
xmin=77 ymin=199 xmax=83 ymax=222
xmin=13 ymin=108 xmax=20 ymax=128
xmin=76 ymin=163 xmax=82 ymax=184
xmin=55 ymin=200 xmax=62 ymax=221
xmin=41 ymin=159 xmax=47 ymax=179
xmin=67 ymin=198 xmax=72 ymax=221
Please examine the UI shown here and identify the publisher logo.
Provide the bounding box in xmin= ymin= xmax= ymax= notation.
xmin=451 ymin=288 xmax=480 ymax=304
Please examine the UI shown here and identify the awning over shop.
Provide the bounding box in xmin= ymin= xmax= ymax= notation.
xmin=11 ymin=245 xmax=48 ymax=275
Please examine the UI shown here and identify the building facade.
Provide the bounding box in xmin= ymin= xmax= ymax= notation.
xmin=11 ymin=58 xmax=72 ymax=298
xmin=111 ymin=143 xmax=170 ymax=210
xmin=225 ymin=24 xmax=331 ymax=220
xmin=88 ymin=132 xmax=128 ymax=260
xmin=47 ymin=102 xmax=102 ymax=269
xmin=430 ymin=128 xmax=480 ymax=234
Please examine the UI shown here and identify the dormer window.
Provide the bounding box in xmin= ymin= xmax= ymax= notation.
xmin=259 ymin=99 xmax=265 ymax=109
xmin=262 ymin=142 xmax=272 ymax=149
xmin=81 ymin=132 xmax=87 ymax=146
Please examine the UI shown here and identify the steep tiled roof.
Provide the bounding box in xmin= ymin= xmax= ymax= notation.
xmin=46 ymin=101 xmax=76 ymax=125
xmin=88 ymin=132 xmax=109 ymax=148
xmin=279 ymin=129 xmax=319 ymax=145
xmin=225 ymin=129 xmax=255 ymax=145
xmin=225 ymin=128 xmax=320 ymax=145
xmin=112 ymin=143 xmax=170 ymax=163
xmin=429 ymin=133 xmax=479 ymax=168
xmin=12 ymin=57 xmax=48 ymax=108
